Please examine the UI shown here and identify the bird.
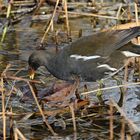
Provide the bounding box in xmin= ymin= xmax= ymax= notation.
xmin=28 ymin=26 xmax=140 ymax=82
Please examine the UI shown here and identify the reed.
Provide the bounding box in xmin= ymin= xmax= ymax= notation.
xmin=1 ymin=0 xmax=12 ymax=43
xmin=27 ymin=82 xmax=56 ymax=136
xmin=69 ymin=103 xmax=77 ymax=132
xmin=41 ymin=0 xmax=60 ymax=44
xmin=109 ymin=101 xmax=114 ymax=140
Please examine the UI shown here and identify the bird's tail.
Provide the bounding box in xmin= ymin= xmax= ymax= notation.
xmin=114 ymin=26 xmax=140 ymax=49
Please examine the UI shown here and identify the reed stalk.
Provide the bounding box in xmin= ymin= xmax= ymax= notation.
xmin=120 ymin=117 xmax=125 ymax=140
xmin=109 ymin=101 xmax=113 ymax=140
xmin=1 ymin=77 xmax=6 ymax=140
xmin=69 ymin=103 xmax=77 ymax=132
xmin=1 ymin=0 xmax=12 ymax=43
xmin=41 ymin=0 xmax=60 ymax=44
xmin=81 ymin=80 xmax=140 ymax=96
xmin=111 ymin=99 xmax=140 ymax=133
xmin=64 ymin=0 xmax=70 ymax=36
xmin=134 ymin=2 xmax=140 ymax=44
xmin=27 ymin=82 xmax=56 ymax=136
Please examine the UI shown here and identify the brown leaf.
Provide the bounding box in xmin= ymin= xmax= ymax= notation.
xmin=43 ymin=82 xmax=77 ymax=103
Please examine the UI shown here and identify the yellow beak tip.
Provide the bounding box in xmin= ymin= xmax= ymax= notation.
xmin=29 ymin=74 xmax=35 ymax=80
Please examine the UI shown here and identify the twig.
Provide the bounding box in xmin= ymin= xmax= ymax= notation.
xmin=3 ymin=75 xmax=41 ymax=84
xmin=0 ymin=65 xmax=9 ymax=140
xmin=5 ymin=80 xmax=16 ymax=110
xmin=1 ymin=77 xmax=6 ymax=140
xmin=124 ymin=61 xmax=129 ymax=92
xmin=61 ymin=11 xmax=124 ymax=20
xmin=0 ymin=112 xmax=25 ymax=116
xmin=110 ymin=99 xmax=140 ymax=133
xmin=109 ymin=101 xmax=113 ymax=140
xmin=126 ymin=134 xmax=132 ymax=140
xmin=116 ymin=3 xmax=122 ymax=18
xmin=1 ymin=0 xmax=13 ymax=43
xmin=134 ymin=2 xmax=140 ymax=44
xmin=14 ymin=130 xmax=18 ymax=140
xmin=27 ymin=82 xmax=56 ymax=136
xmin=14 ymin=128 xmax=26 ymax=140
xmin=81 ymin=81 xmax=140 ymax=96
xmin=121 ymin=117 xmax=125 ymax=140
xmin=13 ymin=121 xmax=26 ymax=140
xmin=41 ymin=0 xmax=60 ymax=44
xmin=69 ymin=103 xmax=77 ymax=132
xmin=64 ymin=0 xmax=70 ymax=36
xmin=9 ymin=107 xmax=13 ymax=139
xmin=134 ymin=2 xmax=139 ymax=26
xmin=1 ymin=64 xmax=11 ymax=76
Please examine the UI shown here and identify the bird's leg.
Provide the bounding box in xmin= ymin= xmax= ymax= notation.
xmin=112 ymin=76 xmax=125 ymax=107
xmin=96 ymin=80 xmax=104 ymax=105
xmin=75 ymin=88 xmax=80 ymax=100
xmin=124 ymin=60 xmax=129 ymax=82
xmin=83 ymin=84 xmax=89 ymax=99
xmin=124 ymin=58 xmax=135 ymax=90
xmin=69 ymin=77 xmax=80 ymax=110
xmin=71 ymin=76 xmax=81 ymax=100
xmin=138 ymin=57 xmax=140 ymax=79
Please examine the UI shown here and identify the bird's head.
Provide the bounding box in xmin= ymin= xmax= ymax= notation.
xmin=28 ymin=50 xmax=53 ymax=79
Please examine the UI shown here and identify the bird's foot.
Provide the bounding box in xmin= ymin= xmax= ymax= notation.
xmin=96 ymin=80 xmax=105 ymax=105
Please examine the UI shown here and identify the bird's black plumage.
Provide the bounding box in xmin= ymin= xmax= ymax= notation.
xmin=28 ymin=26 xmax=140 ymax=81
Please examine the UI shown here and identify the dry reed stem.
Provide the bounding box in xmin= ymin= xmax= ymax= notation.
xmin=14 ymin=130 xmax=18 ymax=140
xmin=41 ymin=0 xmax=60 ymax=43
xmin=9 ymin=107 xmax=13 ymax=139
xmin=0 ymin=112 xmax=31 ymax=118
xmin=14 ymin=128 xmax=26 ymax=140
xmin=51 ymin=20 xmax=54 ymax=32
xmin=27 ymin=82 xmax=56 ymax=136
xmin=81 ymin=81 xmax=140 ymax=96
xmin=135 ymin=2 xmax=139 ymax=26
xmin=0 ymin=65 xmax=10 ymax=140
xmin=0 ymin=0 xmax=3 ymax=9
xmin=1 ymin=77 xmax=6 ymax=140
xmin=110 ymin=99 xmax=140 ymax=133
xmin=121 ymin=117 xmax=125 ymax=140
xmin=116 ymin=3 xmax=122 ymax=18
xmin=124 ymin=62 xmax=128 ymax=92
xmin=109 ymin=101 xmax=113 ymax=140
xmin=134 ymin=2 xmax=140 ymax=44
xmin=0 ymin=112 xmax=16 ymax=116
xmin=126 ymin=134 xmax=132 ymax=140
xmin=3 ymin=75 xmax=41 ymax=84
xmin=1 ymin=64 xmax=11 ymax=76
xmin=13 ymin=67 xmax=25 ymax=76
xmin=73 ymin=132 xmax=77 ymax=140
xmin=139 ymin=58 xmax=140 ymax=78
xmin=5 ymin=80 xmax=16 ymax=110
xmin=127 ymin=3 xmax=132 ymax=20
xmin=64 ymin=0 xmax=70 ymax=36
xmin=61 ymin=11 xmax=124 ymax=20
xmin=124 ymin=63 xmax=128 ymax=82
xmin=69 ymin=103 xmax=77 ymax=132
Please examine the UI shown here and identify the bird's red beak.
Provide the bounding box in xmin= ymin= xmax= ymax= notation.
xmin=29 ymin=67 xmax=35 ymax=80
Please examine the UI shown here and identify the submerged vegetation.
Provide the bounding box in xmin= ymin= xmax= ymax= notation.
xmin=0 ymin=0 xmax=140 ymax=139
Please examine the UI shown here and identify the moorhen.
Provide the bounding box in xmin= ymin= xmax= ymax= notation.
xmin=28 ymin=26 xmax=140 ymax=82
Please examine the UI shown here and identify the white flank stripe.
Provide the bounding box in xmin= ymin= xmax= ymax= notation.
xmin=97 ymin=64 xmax=117 ymax=71
xmin=122 ymin=51 xmax=140 ymax=57
xmin=70 ymin=54 xmax=100 ymax=61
